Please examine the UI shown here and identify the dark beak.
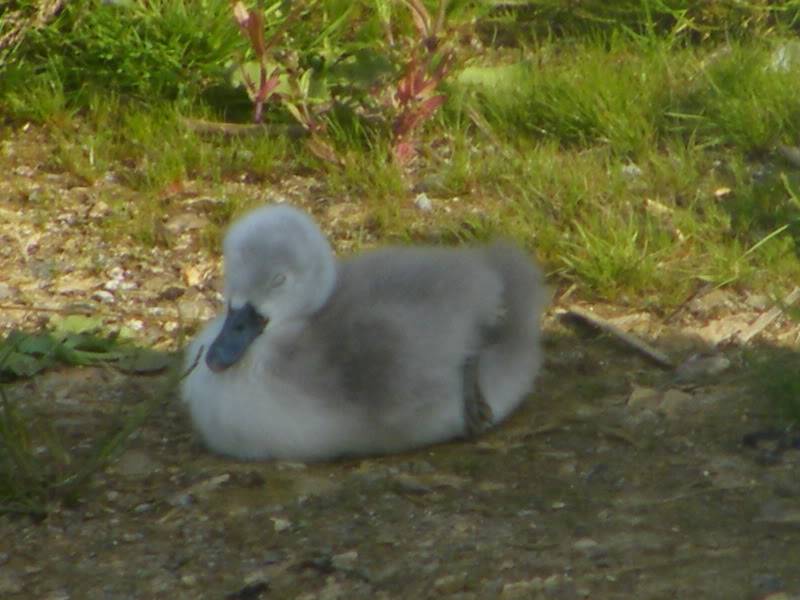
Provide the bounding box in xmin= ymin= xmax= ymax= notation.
xmin=206 ymin=302 xmax=268 ymax=372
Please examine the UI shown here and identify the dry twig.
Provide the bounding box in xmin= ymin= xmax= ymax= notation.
xmin=560 ymin=306 xmax=674 ymax=369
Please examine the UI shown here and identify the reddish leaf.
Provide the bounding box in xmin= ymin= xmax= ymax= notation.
xmin=255 ymin=68 xmax=281 ymax=103
xmin=247 ymin=9 xmax=266 ymax=58
xmin=393 ymin=141 xmax=417 ymax=165
xmin=161 ymin=178 xmax=185 ymax=198
xmin=417 ymin=94 xmax=446 ymax=119
xmin=415 ymin=75 xmax=439 ymax=99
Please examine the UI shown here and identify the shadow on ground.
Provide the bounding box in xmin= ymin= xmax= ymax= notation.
xmin=2 ymin=308 xmax=800 ymax=600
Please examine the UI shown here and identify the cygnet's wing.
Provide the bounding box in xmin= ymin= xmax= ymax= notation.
xmin=309 ymin=246 xmax=507 ymax=418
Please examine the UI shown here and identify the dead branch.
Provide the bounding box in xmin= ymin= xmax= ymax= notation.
xmin=560 ymin=305 xmax=674 ymax=369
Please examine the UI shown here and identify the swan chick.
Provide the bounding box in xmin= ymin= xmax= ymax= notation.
xmin=181 ymin=204 xmax=547 ymax=460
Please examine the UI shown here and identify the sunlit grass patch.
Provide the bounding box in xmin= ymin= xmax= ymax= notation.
xmin=669 ymin=42 xmax=800 ymax=152
xmin=10 ymin=0 xmax=241 ymax=104
xmin=459 ymin=39 xmax=672 ymax=156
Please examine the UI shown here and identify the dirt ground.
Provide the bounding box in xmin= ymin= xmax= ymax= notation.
xmin=2 ymin=129 xmax=800 ymax=599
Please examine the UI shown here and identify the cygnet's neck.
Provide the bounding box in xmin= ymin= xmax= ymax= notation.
xmin=296 ymin=242 xmax=337 ymax=319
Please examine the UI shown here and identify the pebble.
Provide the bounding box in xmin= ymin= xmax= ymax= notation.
xmin=271 ymin=517 xmax=291 ymax=532
xmin=114 ymin=450 xmax=161 ymax=478
xmin=658 ymin=389 xmax=694 ymax=417
xmin=572 ymin=537 xmax=599 ymax=553
xmin=331 ymin=551 xmax=358 ymax=570
xmin=434 ymin=573 xmax=467 ymax=594
xmin=414 ymin=192 xmax=433 ymax=212
xmin=627 ymin=385 xmax=661 ymax=410
xmin=92 ymin=290 xmax=115 ymax=303
xmin=673 ymin=353 xmax=731 ymax=384
xmin=501 ymin=578 xmax=543 ymax=598
xmin=621 ymin=163 xmax=643 ymax=178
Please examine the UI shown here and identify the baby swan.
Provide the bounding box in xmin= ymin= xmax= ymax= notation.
xmin=181 ymin=204 xmax=546 ymax=461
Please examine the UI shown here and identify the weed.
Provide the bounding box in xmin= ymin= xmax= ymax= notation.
xmin=0 ymin=326 xmax=177 ymax=517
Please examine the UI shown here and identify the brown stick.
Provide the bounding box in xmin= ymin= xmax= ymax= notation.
xmin=561 ymin=305 xmax=674 ymax=369
xmin=180 ymin=117 xmax=307 ymax=139
xmin=737 ymin=286 xmax=800 ymax=344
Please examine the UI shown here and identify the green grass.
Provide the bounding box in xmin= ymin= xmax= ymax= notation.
xmin=4 ymin=2 xmax=800 ymax=298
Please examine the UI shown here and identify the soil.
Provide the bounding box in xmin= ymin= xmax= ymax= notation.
xmin=1 ymin=127 xmax=800 ymax=600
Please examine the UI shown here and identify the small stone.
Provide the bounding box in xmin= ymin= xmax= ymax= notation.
xmin=434 ymin=573 xmax=466 ymax=594
xmin=183 ymin=266 xmax=204 ymax=287
xmin=572 ymin=538 xmax=599 ymax=553
xmin=134 ymin=503 xmax=154 ymax=514
xmin=126 ymin=319 xmax=145 ymax=331
xmin=501 ymin=578 xmax=543 ymax=599
xmin=673 ymin=353 xmax=731 ymax=384
xmin=621 ymin=163 xmax=642 ymax=178
xmin=89 ymin=201 xmax=111 ymax=218
xmin=658 ymin=389 xmax=694 ymax=417
xmin=181 ymin=574 xmax=197 ymax=587
xmin=115 ymin=450 xmax=161 ymax=478
xmin=745 ymin=293 xmax=770 ymax=310
xmin=165 ymin=213 xmax=208 ymax=234
xmin=331 ymin=551 xmax=358 ymax=570
xmin=573 ymin=538 xmax=608 ymax=562
xmin=92 ymin=290 xmax=115 ymax=303
xmin=414 ymin=192 xmax=433 ymax=212
xmin=627 ymin=385 xmax=661 ymax=410
xmin=158 ymin=286 xmax=185 ymax=301
xmin=544 ymin=574 xmax=561 ymax=591
xmin=317 ymin=578 xmax=346 ymax=600
xmin=272 ymin=517 xmax=291 ymax=532
xmin=168 ymin=493 xmax=193 ymax=508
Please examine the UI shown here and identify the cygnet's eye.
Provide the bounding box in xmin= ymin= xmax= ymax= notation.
xmin=271 ymin=273 xmax=286 ymax=288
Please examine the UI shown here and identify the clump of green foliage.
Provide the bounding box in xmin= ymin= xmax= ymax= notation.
xmin=0 ymin=320 xmax=174 ymax=517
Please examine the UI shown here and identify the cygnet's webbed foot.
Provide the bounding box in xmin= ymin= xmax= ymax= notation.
xmin=462 ymin=355 xmax=494 ymax=437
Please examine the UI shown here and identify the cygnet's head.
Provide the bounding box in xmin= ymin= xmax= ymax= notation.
xmin=205 ymin=204 xmax=336 ymax=372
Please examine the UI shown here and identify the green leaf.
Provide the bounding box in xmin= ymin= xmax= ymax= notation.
xmin=0 ymin=351 xmax=51 ymax=379
xmin=14 ymin=334 xmax=59 ymax=357
xmin=53 ymin=315 xmax=104 ymax=336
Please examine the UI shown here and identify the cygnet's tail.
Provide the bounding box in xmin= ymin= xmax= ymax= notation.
xmin=478 ymin=241 xmax=548 ymax=422
xmin=484 ymin=240 xmax=547 ymax=344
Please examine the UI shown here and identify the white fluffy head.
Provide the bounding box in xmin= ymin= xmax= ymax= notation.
xmin=222 ymin=204 xmax=337 ymax=323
